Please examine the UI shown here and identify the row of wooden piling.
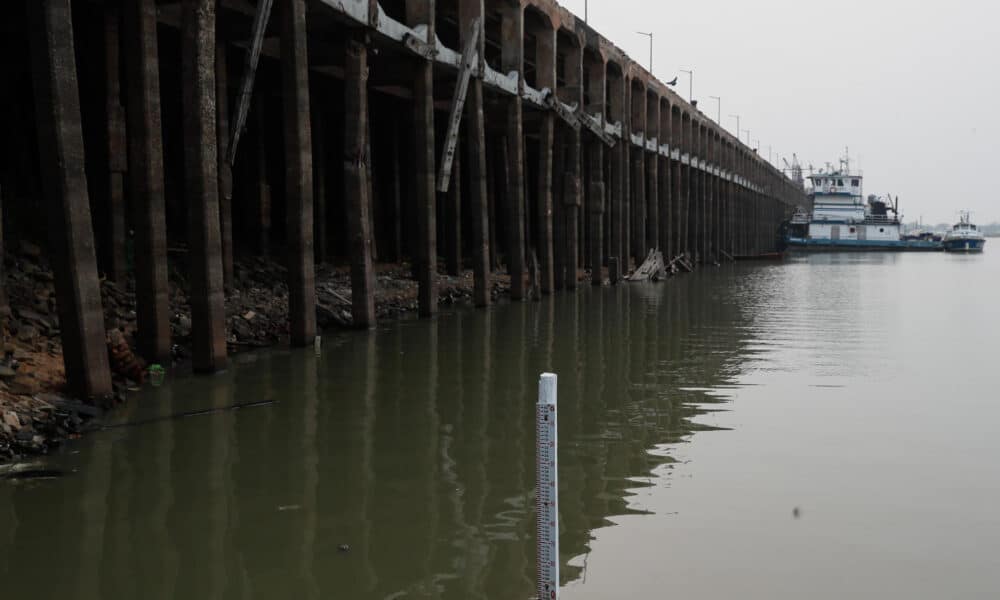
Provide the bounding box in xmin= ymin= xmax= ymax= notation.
xmin=20 ymin=0 xmax=804 ymax=400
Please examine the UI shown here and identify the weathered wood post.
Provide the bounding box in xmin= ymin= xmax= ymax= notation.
xmin=502 ymin=4 xmax=526 ymax=300
xmin=124 ymin=0 xmax=171 ymax=363
xmin=586 ymin=59 xmax=606 ymax=287
xmin=104 ymin=6 xmax=128 ymax=285
xmin=29 ymin=0 xmax=112 ymax=399
xmin=282 ymin=0 xmax=317 ymax=342
xmin=646 ymin=90 xmax=659 ymax=252
xmin=215 ymin=39 xmax=234 ymax=288
xmin=344 ymin=30 xmax=376 ymax=327
xmin=182 ymin=0 xmax=228 ymax=372
xmin=406 ymin=0 xmax=439 ymax=316
xmin=561 ymin=38 xmax=583 ymax=291
xmin=535 ymin=21 xmax=556 ymax=295
xmin=459 ymin=1 xmax=491 ymax=307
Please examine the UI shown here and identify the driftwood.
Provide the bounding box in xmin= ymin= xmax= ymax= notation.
xmin=628 ymin=249 xmax=665 ymax=282
xmin=672 ymin=254 xmax=694 ymax=273
xmin=720 ymin=249 xmax=734 ymax=262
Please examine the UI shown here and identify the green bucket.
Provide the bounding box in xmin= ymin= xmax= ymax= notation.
xmin=149 ymin=364 xmax=166 ymax=387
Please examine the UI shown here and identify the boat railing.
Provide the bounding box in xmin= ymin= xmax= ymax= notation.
xmin=863 ymin=215 xmax=899 ymax=225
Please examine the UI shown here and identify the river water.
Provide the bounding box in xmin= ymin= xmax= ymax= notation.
xmin=2 ymin=251 xmax=999 ymax=599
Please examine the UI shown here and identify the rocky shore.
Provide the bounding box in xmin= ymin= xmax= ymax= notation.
xmin=0 ymin=243 xmax=513 ymax=463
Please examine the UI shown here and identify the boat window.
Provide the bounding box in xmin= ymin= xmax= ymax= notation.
xmin=837 ymin=179 xmax=844 ymax=186
xmin=851 ymin=179 xmax=859 ymax=187
xmin=971 ymin=225 xmax=977 ymax=230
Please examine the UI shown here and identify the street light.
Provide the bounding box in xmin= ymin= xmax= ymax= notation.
xmin=729 ymin=114 xmax=740 ymax=138
xmin=585 ymin=0 xmax=588 ymax=22
xmin=742 ymin=129 xmax=750 ymax=146
xmin=636 ymin=31 xmax=653 ymax=75
xmin=680 ymin=68 xmax=693 ymax=103
xmin=709 ymin=96 xmax=721 ymax=124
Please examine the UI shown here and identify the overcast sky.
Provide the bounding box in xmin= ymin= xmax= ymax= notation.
xmin=560 ymin=0 xmax=1000 ymax=224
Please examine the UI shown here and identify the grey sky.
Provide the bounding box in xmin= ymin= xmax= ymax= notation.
xmin=562 ymin=0 xmax=1000 ymax=224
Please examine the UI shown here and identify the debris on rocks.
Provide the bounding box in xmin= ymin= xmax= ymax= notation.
xmin=1 ymin=240 xmax=521 ymax=464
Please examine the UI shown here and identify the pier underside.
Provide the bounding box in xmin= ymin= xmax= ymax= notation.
xmin=0 ymin=0 xmax=805 ymax=398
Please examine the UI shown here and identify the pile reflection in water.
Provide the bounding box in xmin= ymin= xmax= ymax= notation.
xmin=0 ymin=268 xmax=758 ymax=599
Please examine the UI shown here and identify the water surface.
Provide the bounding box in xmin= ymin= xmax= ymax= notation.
xmin=1 ymin=251 xmax=998 ymax=599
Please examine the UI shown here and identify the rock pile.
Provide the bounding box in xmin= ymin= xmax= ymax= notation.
xmin=0 ymin=241 xmax=514 ymax=462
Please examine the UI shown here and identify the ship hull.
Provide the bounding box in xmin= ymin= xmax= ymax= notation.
xmin=786 ymin=237 xmax=942 ymax=252
xmin=942 ymin=237 xmax=985 ymax=253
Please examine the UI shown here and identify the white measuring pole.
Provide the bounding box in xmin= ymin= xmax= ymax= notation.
xmin=537 ymin=373 xmax=559 ymax=600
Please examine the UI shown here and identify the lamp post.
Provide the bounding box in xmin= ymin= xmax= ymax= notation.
xmin=742 ymin=129 xmax=750 ymax=146
xmin=729 ymin=114 xmax=740 ymax=138
xmin=584 ymin=0 xmax=588 ymax=22
xmin=709 ymin=96 xmax=721 ymax=124
xmin=680 ymin=68 xmax=693 ymax=102
xmin=636 ymin=31 xmax=653 ymax=75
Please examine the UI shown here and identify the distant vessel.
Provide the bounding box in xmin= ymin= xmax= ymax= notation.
xmin=784 ymin=151 xmax=940 ymax=251
xmin=942 ymin=212 xmax=986 ymax=253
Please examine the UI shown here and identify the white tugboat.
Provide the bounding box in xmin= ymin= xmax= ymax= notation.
xmin=942 ymin=212 xmax=986 ymax=253
xmin=784 ymin=151 xmax=940 ymax=251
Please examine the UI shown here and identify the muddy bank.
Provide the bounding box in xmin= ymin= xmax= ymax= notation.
xmin=0 ymin=242 xmax=516 ymax=462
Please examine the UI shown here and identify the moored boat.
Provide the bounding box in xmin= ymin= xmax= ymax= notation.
xmin=942 ymin=212 xmax=986 ymax=253
xmin=784 ymin=151 xmax=941 ymax=252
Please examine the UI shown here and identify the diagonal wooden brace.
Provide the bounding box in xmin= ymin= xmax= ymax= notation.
xmin=545 ymin=93 xmax=581 ymax=132
xmin=580 ymin=112 xmax=616 ymax=148
xmin=227 ymin=0 xmax=274 ymax=165
xmin=436 ymin=17 xmax=480 ymax=194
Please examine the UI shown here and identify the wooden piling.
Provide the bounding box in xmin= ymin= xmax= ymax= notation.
xmin=29 ymin=0 xmax=112 ymax=399
xmin=312 ymin=97 xmax=328 ymax=263
xmin=253 ymin=98 xmax=271 ymax=255
xmin=610 ymin=76 xmax=625 ymax=283
xmin=182 ymin=0 xmax=228 ymax=371
xmin=535 ymin=27 xmax=556 ymax=295
xmin=123 ymin=0 xmax=170 ymax=363
xmin=103 ymin=7 xmax=127 ymax=285
xmin=344 ymin=31 xmax=376 ymax=328
xmin=215 ymin=40 xmax=234 ymax=288
xmin=445 ymin=150 xmax=462 ymax=276
xmin=282 ymin=0 xmax=317 ymax=343
xmin=502 ymin=5 xmax=526 ymax=300
xmin=390 ymin=112 xmax=403 ymax=263
xmin=460 ymin=3 xmax=490 ymax=307
xmin=407 ymin=0 xmax=438 ymax=316
xmin=552 ymin=131 xmax=567 ymax=291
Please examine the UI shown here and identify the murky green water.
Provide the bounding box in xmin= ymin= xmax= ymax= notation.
xmin=2 ymin=252 xmax=999 ymax=599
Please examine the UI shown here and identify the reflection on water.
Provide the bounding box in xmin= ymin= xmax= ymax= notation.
xmin=0 ymin=264 xmax=752 ymax=599
xmin=2 ymin=252 xmax=998 ymax=599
